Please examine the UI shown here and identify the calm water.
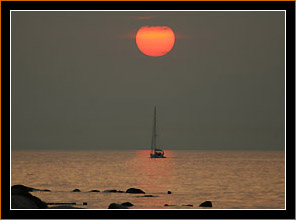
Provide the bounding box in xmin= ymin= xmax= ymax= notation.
xmin=11 ymin=150 xmax=285 ymax=209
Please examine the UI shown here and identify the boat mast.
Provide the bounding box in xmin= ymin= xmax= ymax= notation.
xmin=151 ymin=106 xmax=157 ymax=154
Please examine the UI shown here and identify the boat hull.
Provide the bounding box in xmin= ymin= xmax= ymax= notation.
xmin=150 ymin=154 xmax=166 ymax=158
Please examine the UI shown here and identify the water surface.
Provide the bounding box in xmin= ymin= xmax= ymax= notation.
xmin=11 ymin=150 xmax=285 ymax=209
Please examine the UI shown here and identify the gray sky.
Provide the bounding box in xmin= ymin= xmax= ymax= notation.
xmin=11 ymin=11 xmax=285 ymax=150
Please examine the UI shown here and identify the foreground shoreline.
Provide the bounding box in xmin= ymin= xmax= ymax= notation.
xmin=11 ymin=184 xmax=212 ymax=209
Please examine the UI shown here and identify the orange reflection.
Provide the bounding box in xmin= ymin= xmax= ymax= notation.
xmin=129 ymin=150 xmax=176 ymax=208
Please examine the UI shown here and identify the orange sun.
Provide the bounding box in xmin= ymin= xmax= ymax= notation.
xmin=136 ymin=26 xmax=175 ymax=57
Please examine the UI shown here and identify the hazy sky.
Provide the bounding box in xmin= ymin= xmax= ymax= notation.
xmin=11 ymin=11 xmax=285 ymax=150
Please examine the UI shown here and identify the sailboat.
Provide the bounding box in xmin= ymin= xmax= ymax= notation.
xmin=150 ymin=107 xmax=166 ymax=158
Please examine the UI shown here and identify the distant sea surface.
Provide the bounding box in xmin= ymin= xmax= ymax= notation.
xmin=11 ymin=150 xmax=285 ymax=209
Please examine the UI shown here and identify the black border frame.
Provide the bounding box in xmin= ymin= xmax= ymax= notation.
xmin=2 ymin=1 xmax=295 ymax=219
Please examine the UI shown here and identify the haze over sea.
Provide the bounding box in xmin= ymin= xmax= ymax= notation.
xmin=11 ymin=150 xmax=285 ymax=209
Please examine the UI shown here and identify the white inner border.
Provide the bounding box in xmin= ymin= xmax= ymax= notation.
xmin=10 ymin=10 xmax=287 ymax=211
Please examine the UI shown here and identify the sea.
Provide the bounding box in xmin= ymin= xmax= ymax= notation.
xmin=11 ymin=150 xmax=285 ymax=209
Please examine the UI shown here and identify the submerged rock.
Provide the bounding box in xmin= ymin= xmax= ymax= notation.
xmin=103 ymin=189 xmax=118 ymax=193
xmin=89 ymin=190 xmax=100 ymax=192
xmin=168 ymin=191 xmax=172 ymax=194
xmin=141 ymin=195 xmax=157 ymax=197
xmin=199 ymin=201 xmax=212 ymax=207
xmin=126 ymin=188 xmax=145 ymax=194
xmin=108 ymin=203 xmax=129 ymax=209
xmin=39 ymin=189 xmax=51 ymax=192
xmin=48 ymin=206 xmax=84 ymax=209
xmin=182 ymin=204 xmax=193 ymax=207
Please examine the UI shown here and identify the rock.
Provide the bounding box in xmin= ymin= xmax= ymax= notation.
xmin=11 ymin=195 xmax=39 ymax=209
xmin=199 ymin=201 xmax=212 ymax=207
xmin=72 ymin=189 xmax=81 ymax=192
xmin=12 ymin=185 xmax=34 ymax=194
xmin=182 ymin=204 xmax=193 ymax=207
xmin=142 ymin=195 xmax=157 ymax=197
xmin=121 ymin=202 xmax=134 ymax=207
xmin=11 ymin=185 xmax=48 ymax=209
xmin=108 ymin=203 xmax=129 ymax=209
xmin=164 ymin=204 xmax=176 ymax=206
xmin=48 ymin=206 xmax=84 ymax=209
xmin=89 ymin=190 xmax=100 ymax=192
xmin=39 ymin=189 xmax=51 ymax=192
xmin=126 ymin=188 xmax=145 ymax=194
xmin=103 ymin=189 xmax=125 ymax=193
xmin=47 ymin=202 xmax=76 ymax=205
xmin=11 ymin=184 xmax=50 ymax=193
xmin=168 ymin=191 xmax=172 ymax=194
xmin=47 ymin=202 xmax=87 ymax=208
xmin=103 ymin=189 xmax=118 ymax=193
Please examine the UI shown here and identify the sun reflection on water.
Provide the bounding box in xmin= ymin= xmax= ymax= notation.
xmin=129 ymin=150 xmax=177 ymax=208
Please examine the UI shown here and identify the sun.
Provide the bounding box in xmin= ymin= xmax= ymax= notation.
xmin=136 ymin=26 xmax=175 ymax=57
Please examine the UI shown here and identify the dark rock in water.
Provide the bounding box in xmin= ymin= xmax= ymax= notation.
xmin=164 ymin=204 xmax=176 ymax=207
xmin=199 ymin=201 xmax=212 ymax=207
xmin=89 ymin=190 xmax=100 ymax=192
xmin=48 ymin=206 xmax=84 ymax=209
xmin=12 ymin=185 xmax=34 ymax=194
xmin=47 ymin=202 xmax=76 ymax=205
xmin=102 ymin=189 xmax=125 ymax=193
xmin=12 ymin=184 xmax=50 ymax=193
xmin=72 ymin=189 xmax=81 ymax=192
xmin=11 ymin=185 xmax=48 ymax=209
xmin=182 ymin=204 xmax=193 ymax=207
xmin=121 ymin=202 xmax=134 ymax=207
xmin=126 ymin=188 xmax=145 ymax=194
xmin=142 ymin=195 xmax=157 ymax=197
xmin=103 ymin=189 xmax=118 ymax=193
xmin=47 ymin=202 xmax=87 ymax=208
xmin=12 ymin=195 xmax=39 ymax=209
xmin=108 ymin=203 xmax=129 ymax=209
xmin=168 ymin=191 xmax=172 ymax=194
xmin=26 ymin=195 xmax=47 ymax=208
xmin=40 ymin=189 xmax=51 ymax=192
